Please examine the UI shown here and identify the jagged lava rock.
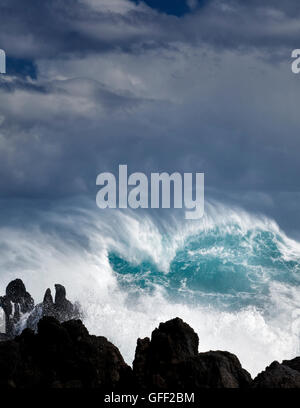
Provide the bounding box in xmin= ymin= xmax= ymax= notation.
xmin=196 ymin=350 xmax=252 ymax=388
xmin=26 ymin=283 xmax=81 ymax=331
xmin=133 ymin=317 xmax=251 ymax=390
xmin=0 ymin=316 xmax=131 ymax=389
xmin=0 ymin=279 xmax=34 ymax=338
xmin=0 ymin=279 xmax=81 ymax=338
xmin=253 ymin=360 xmax=300 ymax=388
xmin=282 ymin=356 xmax=300 ymax=373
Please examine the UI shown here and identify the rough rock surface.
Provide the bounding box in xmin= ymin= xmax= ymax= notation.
xmin=282 ymin=356 xmax=300 ymax=373
xmin=0 ymin=279 xmax=81 ymax=338
xmin=0 ymin=316 xmax=131 ymax=389
xmin=27 ymin=284 xmax=81 ymax=331
xmin=2 ymin=280 xmax=300 ymax=389
xmin=253 ymin=361 xmax=300 ymax=388
xmin=0 ymin=333 xmax=9 ymax=341
xmin=132 ymin=317 xmax=251 ymax=389
xmin=0 ymin=279 xmax=34 ymax=338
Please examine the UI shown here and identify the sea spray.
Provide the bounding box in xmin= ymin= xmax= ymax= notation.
xmin=0 ymin=200 xmax=300 ymax=376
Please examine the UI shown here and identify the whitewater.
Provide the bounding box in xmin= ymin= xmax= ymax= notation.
xmin=0 ymin=200 xmax=300 ymax=377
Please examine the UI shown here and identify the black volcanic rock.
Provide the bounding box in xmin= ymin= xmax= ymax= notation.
xmin=0 ymin=316 xmax=131 ymax=389
xmin=282 ymin=356 xmax=300 ymax=373
xmin=2 ymin=287 xmax=300 ymax=390
xmin=195 ymin=351 xmax=252 ymax=388
xmin=54 ymin=284 xmax=79 ymax=321
xmin=132 ymin=317 xmax=251 ymax=390
xmin=133 ymin=317 xmax=198 ymax=389
xmin=43 ymin=288 xmax=54 ymax=315
xmin=151 ymin=317 xmax=199 ymax=361
xmin=253 ymin=361 xmax=300 ymax=388
xmin=0 ymin=279 xmax=34 ymax=338
xmin=0 ymin=333 xmax=9 ymax=341
xmin=26 ymin=283 xmax=81 ymax=331
xmin=0 ymin=279 xmax=81 ymax=339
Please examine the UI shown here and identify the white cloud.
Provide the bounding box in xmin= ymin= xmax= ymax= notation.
xmin=82 ymin=0 xmax=140 ymax=14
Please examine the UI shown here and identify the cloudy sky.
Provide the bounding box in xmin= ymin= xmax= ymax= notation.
xmin=0 ymin=0 xmax=300 ymax=236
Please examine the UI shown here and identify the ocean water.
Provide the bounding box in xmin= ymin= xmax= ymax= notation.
xmin=0 ymin=201 xmax=300 ymax=377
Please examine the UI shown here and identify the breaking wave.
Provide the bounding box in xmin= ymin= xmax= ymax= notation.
xmin=0 ymin=200 xmax=300 ymax=377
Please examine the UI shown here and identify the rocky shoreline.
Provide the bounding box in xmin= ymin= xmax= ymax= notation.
xmin=1 ymin=280 xmax=300 ymax=389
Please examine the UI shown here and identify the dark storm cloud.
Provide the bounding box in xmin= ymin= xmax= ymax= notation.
xmin=186 ymin=1 xmax=300 ymax=53
xmin=0 ymin=0 xmax=165 ymax=58
xmin=1 ymin=0 xmax=300 ymax=62
xmin=1 ymin=0 xmax=300 ymax=236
